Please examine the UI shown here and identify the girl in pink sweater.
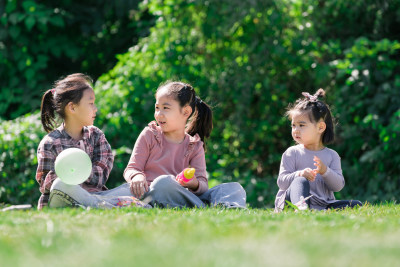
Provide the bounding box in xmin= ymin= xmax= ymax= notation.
xmin=124 ymin=81 xmax=246 ymax=208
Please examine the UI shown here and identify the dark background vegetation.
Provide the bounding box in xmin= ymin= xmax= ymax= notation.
xmin=1 ymin=0 xmax=399 ymax=207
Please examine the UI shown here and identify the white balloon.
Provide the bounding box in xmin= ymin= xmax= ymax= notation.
xmin=54 ymin=148 xmax=92 ymax=185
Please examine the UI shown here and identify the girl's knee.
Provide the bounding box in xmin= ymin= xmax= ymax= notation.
xmin=150 ymin=175 xmax=178 ymax=191
xmin=229 ymin=182 xmax=246 ymax=193
xmin=293 ymin=176 xmax=309 ymax=185
xmin=213 ymin=182 xmax=246 ymax=198
xmin=50 ymin=178 xmax=65 ymax=191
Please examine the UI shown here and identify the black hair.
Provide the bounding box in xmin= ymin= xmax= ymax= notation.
xmin=40 ymin=73 xmax=93 ymax=133
xmin=156 ymin=81 xmax=213 ymax=148
xmin=286 ymin=88 xmax=335 ymax=145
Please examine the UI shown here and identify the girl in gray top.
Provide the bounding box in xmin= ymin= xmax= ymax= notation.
xmin=274 ymin=89 xmax=362 ymax=212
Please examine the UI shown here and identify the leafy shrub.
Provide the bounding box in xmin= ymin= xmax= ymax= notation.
xmin=0 ymin=113 xmax=43 ymax=204
xmin=332 ymin=38 xmax=400 ymax=202
xmin=0 ymin=0 xmax=154 ymax=120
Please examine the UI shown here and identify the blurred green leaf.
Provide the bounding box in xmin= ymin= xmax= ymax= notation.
xmin=24 ymin=16 xmax=36 ymax=30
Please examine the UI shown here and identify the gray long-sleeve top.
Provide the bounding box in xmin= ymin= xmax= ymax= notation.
xmin=275 ymin=144 xmax=345 ymax=211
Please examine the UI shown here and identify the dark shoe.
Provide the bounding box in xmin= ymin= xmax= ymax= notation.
xmin=49 ymin=189 xmax=80 ymax=208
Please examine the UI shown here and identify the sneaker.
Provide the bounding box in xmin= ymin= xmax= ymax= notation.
xmin=294 ymin=195 xmax=313 ymax=211
xmin=296 ymin=197 xmax=309 ymax=211
xmin=49 ymin=189 xmax=80 ymax=208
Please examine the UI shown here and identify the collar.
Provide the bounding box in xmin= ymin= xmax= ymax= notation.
xmin=57 ymin=123 xmax=90 ymax=140
xmin=147 ymin=121 xmax=202 ymax=157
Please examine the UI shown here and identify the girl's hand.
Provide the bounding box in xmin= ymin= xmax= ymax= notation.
xmin=129 ymin=174 xmax=149 ymax=198
xmin=299 ymin=168 xmax=316 ymax=182
xmin=179 ymin=175 xmax=199 ymax=191
xmin=313 ymin=156 xmax=327 ymax=175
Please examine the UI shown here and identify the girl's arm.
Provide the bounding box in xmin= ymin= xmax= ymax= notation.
xmin=316 ymin=152 xmax=345 ymax=192
xmin=87 ymin=131 xmax=114 ymax=188
xmin=188 ymin=143 xmax=208 ymax=195
xmin=36 ymin=142 xmax=57 ymax=194
xmin=123 ymin=128 xmax=151 ymax=183
xmin=277 ymin=148 xmax=300 ymax=191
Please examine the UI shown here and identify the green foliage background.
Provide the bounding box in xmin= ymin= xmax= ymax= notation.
xmin=1 ymin=0 xmax=399 ymax=207
xmin=0 ymin=0 xmax=153 ymax=119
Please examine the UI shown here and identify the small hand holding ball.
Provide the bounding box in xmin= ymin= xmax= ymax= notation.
xmin=54 ymin=148 xmax=92 ymax=185
xmin=176 ymin=168 xmax=195 ymax=184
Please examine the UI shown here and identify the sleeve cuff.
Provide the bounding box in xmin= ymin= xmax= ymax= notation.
xmin=321 ymin=167 xmax=331 ymax=177
xmin=125 ymin=170 xmax=146 ymax=182
xmin=190 ymin=179 xmax=208 ymax=195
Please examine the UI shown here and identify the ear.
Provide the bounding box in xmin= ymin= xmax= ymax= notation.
xmin=182 ymin=105 xmax=192 ymax=118
xmin=66 ymin=102 xmax=76 ymax=113
xmin=318 ymin=121 xmax=326 ymax=133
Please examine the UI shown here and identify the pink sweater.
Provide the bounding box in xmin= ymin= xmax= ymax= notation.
xmin=124 ymin=121 xmax=208 ymax=195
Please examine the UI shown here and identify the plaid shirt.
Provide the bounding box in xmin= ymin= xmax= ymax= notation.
xmin=36 ymin=124 xmax=114 ymax=209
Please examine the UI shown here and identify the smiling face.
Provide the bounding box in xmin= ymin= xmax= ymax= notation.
xmin=73 ymin=88 xmax=97 ymax=127
xmin=154 ymin=87 xmax=191 ymax=138
xmin=290 ymin=110 xmax=326 ymax=150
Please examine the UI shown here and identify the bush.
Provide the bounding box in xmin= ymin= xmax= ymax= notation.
xmin=0 ymin=0 xmax=154 ymax=120
xmin=332 ymin=38 xmax=400 ymax=202
xmin=0 ymin=113 xmax=43 ymax=204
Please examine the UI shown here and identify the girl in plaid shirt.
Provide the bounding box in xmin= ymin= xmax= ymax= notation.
xmin=36 ymin=73 xmax=149 ymax=209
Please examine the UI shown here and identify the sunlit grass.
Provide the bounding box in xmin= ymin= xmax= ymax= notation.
xmin=1 ymin=204 xmax=399 ymax=267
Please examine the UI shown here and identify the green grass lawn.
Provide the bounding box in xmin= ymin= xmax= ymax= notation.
xmin=1 ymin=204 xmax=399 ymax=267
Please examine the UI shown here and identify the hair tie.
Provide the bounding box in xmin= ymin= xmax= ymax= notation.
xmin=50 ymin=89 xmax=56 ymax=94
xmin=302 ymin=92 xmax=318 ymax=102
xmin=196 ymin=97 xmax=203 ymax=105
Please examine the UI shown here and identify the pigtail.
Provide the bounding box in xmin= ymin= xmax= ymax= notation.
xmin=40 ymin=89 xmax=57 ymax=133
xmin=187 ymin=97 xmax=213 ymax=148
xmin=314 ymin=88 xmax=325 ymax=98
xmin=311 ymin=89 xmax=334 ymax=144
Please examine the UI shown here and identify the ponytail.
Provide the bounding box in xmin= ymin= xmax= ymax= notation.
xmin=40 ymin=89 xmax=57 ymax=133
xmin=187 ymin=97 xmax=213 ymax=148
